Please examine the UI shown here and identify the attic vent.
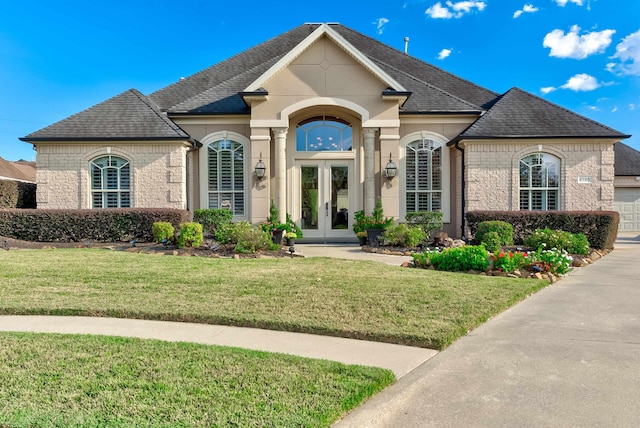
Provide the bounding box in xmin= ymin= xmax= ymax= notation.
xmin=404 ymin=37 xmax=409 ymax=55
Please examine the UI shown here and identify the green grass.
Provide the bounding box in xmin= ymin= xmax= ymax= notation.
xmin=0 ymin=332 xmax=393 ymax=427
xmin=0 ymin=249 xmax=548 ymax=349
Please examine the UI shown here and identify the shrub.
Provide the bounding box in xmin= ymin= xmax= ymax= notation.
xmin=482 ymin=231 xmax=502 ymax=254
xmin=474 ymin=221 xmax=513 ymax=246
xmin=534 ymin=248 xmax=573 ymax=275
xmin=224 ymin=221 xmax=278 ymax=253
xmin=214 ymin=222 xmax=235 ymax=244
xmin=353 ymin=199 xmax=394 ymax=233
xmin=405 ymin=211 xmax=443 ymax=236
xmin=570 ymin=233 xmax=590 ymax=255
xmin=0 ymin=208 xmax=188 ymax=242
xmin=178 ymin=222 xmax=203 ymax=248
xmin=428 ymin=245 xmax=489 ymax=272
xmin=193 ymin=209 xmax=232 ymax=236
xmin=0 ymin=180 xmax=36 ymax=209
xmin=466 ymin=210 xmax=618 ymax=250
xmin=381 ymin=224 xmax=427 ymax=247
xmin=152 ymin=222 xmax=175 ymax=243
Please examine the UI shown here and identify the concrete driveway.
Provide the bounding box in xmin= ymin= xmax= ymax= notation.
xmin=337 ymin=233 xmax=640 ymax=427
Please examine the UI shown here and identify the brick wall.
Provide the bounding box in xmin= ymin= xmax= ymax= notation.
xmin=464 ymin=140 xmax=615 ymax=212
xmin=35 ymin=143 xmax=188 ymax=209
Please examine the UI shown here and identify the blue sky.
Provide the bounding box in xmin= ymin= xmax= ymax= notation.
xmin=1 ymin=0 xmax=639 ymax=161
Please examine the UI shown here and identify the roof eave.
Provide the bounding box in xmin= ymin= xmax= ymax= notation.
xmin=448 ymin=134 xmax=631 ymax=146
xmin=20 ymin=137 xmax=194 ymax=143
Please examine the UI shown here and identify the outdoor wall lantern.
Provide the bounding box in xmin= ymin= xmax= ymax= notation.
xmin=384 ymin=153 xmax=397 ymax=180
xmin=255 ymin=152 xmax=266 ymax=180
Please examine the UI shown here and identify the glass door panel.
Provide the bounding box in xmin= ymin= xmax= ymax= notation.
xmin=330 ymin=165 xmax=349 ymax=230
xmin=301 ymin=166 xmax=319 ymax=230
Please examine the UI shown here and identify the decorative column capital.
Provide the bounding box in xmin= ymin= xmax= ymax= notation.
xmin=273 ymin=127 xmax=288 ymax=139
xmin=363 ymin=128 xmax=378 ymax=139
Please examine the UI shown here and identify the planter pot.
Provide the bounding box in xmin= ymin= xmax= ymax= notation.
xmin=366 ymin=228 xmax=384 ymax=247
xmin=271 ymin=229 xmax=284 ymax=245
xmin=285 ymin=238 xmax=296 ymax=246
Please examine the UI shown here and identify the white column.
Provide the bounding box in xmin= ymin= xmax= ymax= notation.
xmin=273 ymin=127 xmax=288 ymax=223
xmin=363 ymin=128 xmax=377 ymax=215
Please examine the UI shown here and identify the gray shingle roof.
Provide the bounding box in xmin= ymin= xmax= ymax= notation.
xmin=615 ymin=142 xmax=640 ymax=176
xmin=149 ymin=23 xmax=494 ymax=115
xmin=452 ymin=87 xmax=630 ymax=142
xmin=22 ymin=89 xmax=191 ymax=141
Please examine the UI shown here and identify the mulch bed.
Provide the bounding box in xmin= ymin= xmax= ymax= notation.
xmin=0 ymin=236 xmax=297 ymax=259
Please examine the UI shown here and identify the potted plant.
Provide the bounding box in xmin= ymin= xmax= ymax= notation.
xmin=356 ymin=231 xmax=368 ymax=246
xmin=261 ymin=200 xmax=288 ymax=244
xmin=284 ymin=232 xmax=297 ymax=246
xmin=354 ymin=198 xmax=394 ymax=247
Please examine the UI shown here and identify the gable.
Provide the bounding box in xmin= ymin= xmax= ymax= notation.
xmin=265 ymin=35 xmax=388 ymax=97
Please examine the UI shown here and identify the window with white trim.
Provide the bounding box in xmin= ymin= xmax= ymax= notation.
xmin=90 ymin=155 xmax=130 ymax=208
xmin=519 ymin=153 xmax=559 ymax=210
xmin=405 ymin=139 xmax=442 ymax=212
xmin=207 ymin=139 xmax=245 ymax=215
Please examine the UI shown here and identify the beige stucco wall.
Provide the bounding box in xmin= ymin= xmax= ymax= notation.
xmin=614 ymin=176 xmax=640 ymax=188
xmin=463 ymin=139 xmax=616 ymax=213
xmin=35 ymin=142 xmax=189 ymax=209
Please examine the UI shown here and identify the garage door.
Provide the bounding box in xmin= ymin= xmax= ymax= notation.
xmin=614 ymin=188 xmax=640 ymax=231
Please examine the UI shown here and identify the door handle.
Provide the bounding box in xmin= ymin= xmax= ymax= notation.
xmin=325 ymin=202 xmax=329 ymax=216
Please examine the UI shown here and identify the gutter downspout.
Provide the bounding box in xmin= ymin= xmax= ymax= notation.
xmin=454 ymin=141 xmax=466 ymax=241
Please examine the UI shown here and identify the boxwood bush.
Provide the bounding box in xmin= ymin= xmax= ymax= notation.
xmin=474 ymin=220 xmax=513 ymax=247
xmin=0 ymin=208 xmax=188 ymax=242
xmin=193 ymin=209 xmax=233 ymax=236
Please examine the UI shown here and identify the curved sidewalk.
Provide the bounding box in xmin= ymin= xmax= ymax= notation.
xmin=0 ymin=315 xmax=436 ymax=379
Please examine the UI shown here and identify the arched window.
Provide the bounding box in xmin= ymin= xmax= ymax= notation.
xmin=207 ymin=139 xmax=244 ymax=215
xmin=405 ymin=139 xmax=442 ymax=212
xmin=296 ymin=116 xmax=352 ymax=152
xmin=90 ymin=155 xmax=130 ymax=208
xmin=519 ymin=153 xmax=560 ymax=210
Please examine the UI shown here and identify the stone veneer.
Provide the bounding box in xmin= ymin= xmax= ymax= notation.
xmin=35 ymin=143 xmax=188 ymax=209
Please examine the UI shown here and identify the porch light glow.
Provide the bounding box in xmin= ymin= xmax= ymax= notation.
xmin=255 ymin=152 xmax=266 ymax=180
xmin=384 ymin=153 xmax=397 ymax=179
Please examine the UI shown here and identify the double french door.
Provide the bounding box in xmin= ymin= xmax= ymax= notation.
xmin=297 ymin=160 xmax=354 ymax=240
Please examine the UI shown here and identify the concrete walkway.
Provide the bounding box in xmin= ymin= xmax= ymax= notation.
xmin=295 ymin=243 xmax=413 ymax=266
xmin=0 ymin=316 xmax=435 ymax=379
xmin=336 ymin=233 xmax=640 ymax=427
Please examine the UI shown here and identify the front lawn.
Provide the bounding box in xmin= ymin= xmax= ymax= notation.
xmin=0 ymin=249 xmax=548 ymax=350
xmin=0 ymin=332 xmax=393 ymax=427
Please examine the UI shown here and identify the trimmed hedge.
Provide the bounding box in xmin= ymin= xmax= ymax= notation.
xmin=466 ymin=210 xmax=619 ymax=250
xmin=0 ymin=180 xmax=36 ymax=209
xmin=0 ymin=208 xmax=188 ymax=243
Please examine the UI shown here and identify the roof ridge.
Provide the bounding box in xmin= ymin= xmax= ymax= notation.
xmin=369 ymin=57 xmax=484 ymax=112
xmin=129 ymin=89 xmax=189 ymax=137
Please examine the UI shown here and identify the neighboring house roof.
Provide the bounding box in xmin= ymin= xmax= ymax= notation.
xmin=615 ymin=142 xmax=640 ymax=176
xmin=0 ymin=157 xmax=36 ymax=183
xmin=451 ymin=88 xmax=630 ymax=143
xmin=21 ymin=89 xmax=192 ymax=142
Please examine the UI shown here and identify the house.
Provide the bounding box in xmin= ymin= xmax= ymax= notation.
xmin=20 ymin=23 xmax=631 ymax=240
xmin=0 ymin=157 xmax=36 ymax=209
xmin=0 ymin=157 xmax=36 ymax=184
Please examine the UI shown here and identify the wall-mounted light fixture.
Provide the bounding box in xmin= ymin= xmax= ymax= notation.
xmin=255 ymin=152 xmax=266 ymax=180
xmin=384 ymin=153 xmax=397 ymax=180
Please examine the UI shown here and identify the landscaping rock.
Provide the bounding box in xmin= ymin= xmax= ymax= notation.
xmin=573 ymin=258 xmax=588 ymax=267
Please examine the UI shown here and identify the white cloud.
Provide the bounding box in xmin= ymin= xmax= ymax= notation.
xmin=631 ymin=104 xmax=637 ymax=111
xmin=561 ymin=73 xmax=601 ymax=91
xmin=514 ymin=4 xmax=539 ymax=18
xmin=374 ymin=17 xmax=390 ymax=34
xmin=541 ymin=86 xmax=557 ymax=94
xmin=612 ymin=106 xmax=618 ymax=113
xmin=554 ymin=0 xmax=583 ymax=6
xmin=543 ymin=25 xmax=616 ymax=59
xmin=608 ymin=29 xmax=640 ymax=76
xmin=438 ymin=48 xmax=452 ymax=60
xmin=426 ymin=1 xmax=486 ymax=19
